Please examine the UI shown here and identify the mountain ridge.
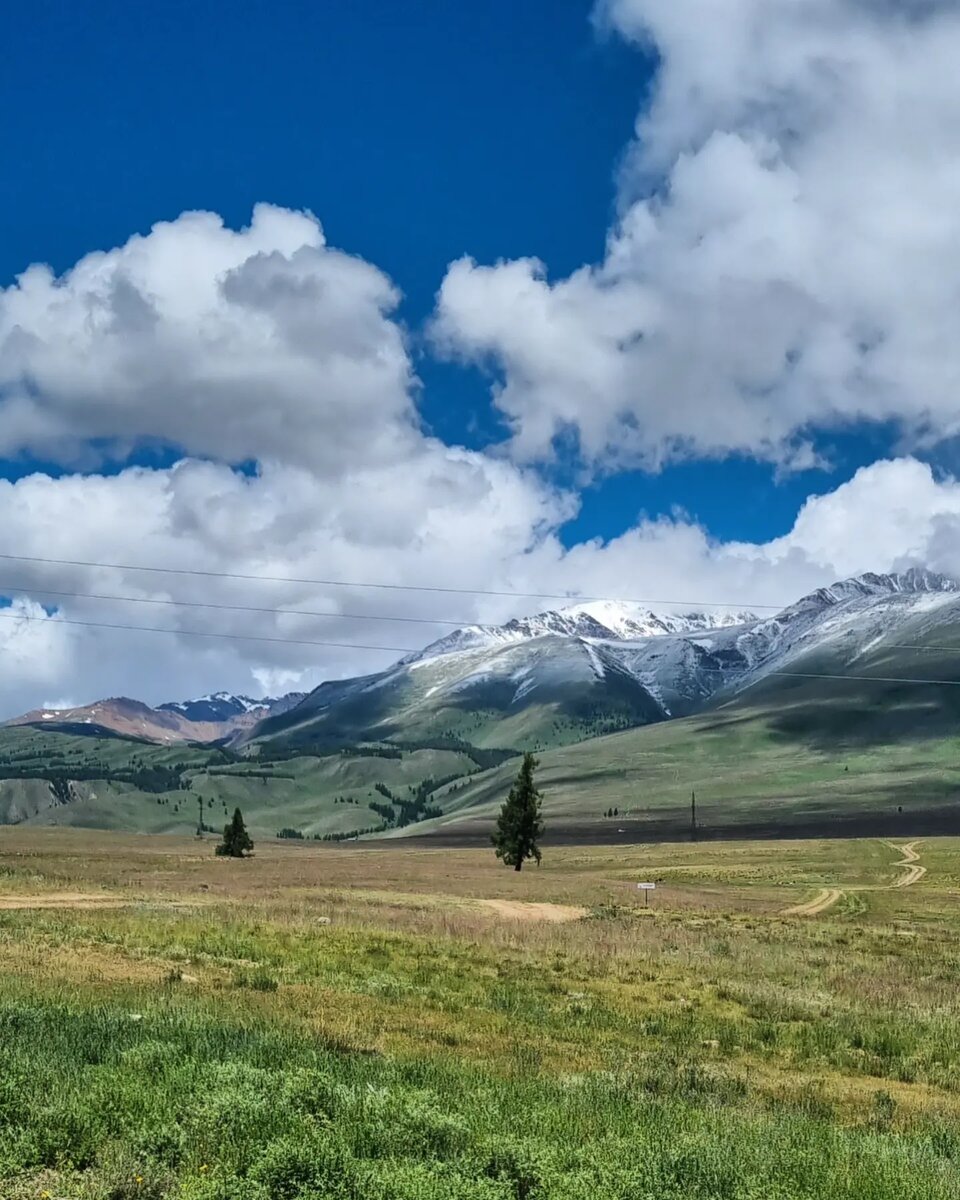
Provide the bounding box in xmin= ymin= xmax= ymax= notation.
xmin=4 ymin=692 xmax=305 ymax=745
xmin=250 ymin=569 xmax=960 ymax=753
xmin=6 ymin=570 xmax=959 ymax=752
xmin=4 ymin=569 xmax=960 ymax=840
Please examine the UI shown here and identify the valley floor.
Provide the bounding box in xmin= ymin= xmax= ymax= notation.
xmin=1 ymin=828 xmax=960 ymax=1197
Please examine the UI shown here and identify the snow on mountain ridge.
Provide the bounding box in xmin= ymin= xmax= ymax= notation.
xmin=406 ymin=600 xmax=760 ymax=664
xmin=245 ymin=566 xmax=960 ymax=752
xmin=390 ymin=569 xmax=960 ymax=719
xmin=159 ymin=692 xmax=307 ymax=722
xmin=783 ymin=569 xmax=959 ymax=619
xmin=560 ymin=599 xmax=757 ymax=638
xmin=160 ymin=693 xmax=263 ymax=718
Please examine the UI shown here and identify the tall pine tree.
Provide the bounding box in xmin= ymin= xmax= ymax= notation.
xmin=493 ymin=752 xmax=544 ymax=871
xmin=216 ymin=807 xmax=254 ymax=858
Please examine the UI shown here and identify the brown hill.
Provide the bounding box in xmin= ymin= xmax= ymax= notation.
xmin=4 ymin=697 xmax=261 ymax=744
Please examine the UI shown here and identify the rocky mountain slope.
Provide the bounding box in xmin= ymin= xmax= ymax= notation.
xmin=5 ymin=692 xmax=303 ymax=744
xmin=251 ymin=569 xmax=960 ymax=754
xmin=4 ymin=569 xmax=960 ymax=840
xmin=158 ymin=691 xmax=306 ymax=725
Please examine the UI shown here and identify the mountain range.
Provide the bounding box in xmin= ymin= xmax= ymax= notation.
xmin=5 ymin=692 xmax=305 ymax=744
xmin=4 ymin=568 xmax=960 ymax=840
xmin=248 ymin=568 xmax=960 ymax=754
xmin=5 ymin=568 xmax=960 ymax=755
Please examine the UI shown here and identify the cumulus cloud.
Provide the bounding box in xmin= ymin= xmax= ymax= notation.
xmin=0 ymin=204 xmax=586 ymax=714
xmin=0 ymin=599 xmax=74 ymax=703
xmin=434 ymin=0 xmax=960 ymax=470
xmin=0 ymin=451 xmax=572 ymax=716
xmin=2 ymin=454 xmax=960 ymax=718
xmin=5 ymin=182 xmax=960 ymax=717
xmin=0 ymin=204 xmax=416 ymax=470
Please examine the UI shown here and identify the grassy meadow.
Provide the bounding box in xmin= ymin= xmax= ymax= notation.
xmin=0 ymin=829 xmax=959 ymax=1197
xmin=415 ymin=702 xmax=960 ymax=840
xmin=7 ymin=680 xmax=960 ymax=846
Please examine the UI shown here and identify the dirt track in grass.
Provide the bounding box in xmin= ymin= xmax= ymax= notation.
xmin=781 ymin=841 xmax=926 ymax=916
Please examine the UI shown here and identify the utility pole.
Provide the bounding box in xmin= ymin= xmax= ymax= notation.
xmin=690 ymin=790 xmax=697 ymax=842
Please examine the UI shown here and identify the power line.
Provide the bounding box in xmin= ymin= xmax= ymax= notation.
xmin=5 ymin=582 xmax=960 ymax=658
xmin=3 ymin=608 xmax=960 ymax=687
xmin=0 ymin=551 xmax=785 ymax=611
xmin=0 ymin=583 xmax=471 ymax=628
xmin=885 ymin=645 xmax=960 ymax=653
xmin=765 ymin=670 xmax=960 ymax=687
xmin=0 ymin=609 xmax=414 ymax=653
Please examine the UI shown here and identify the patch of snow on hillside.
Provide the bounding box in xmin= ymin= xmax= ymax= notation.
xmin=582 ymin=641 xmax=607 ymax=681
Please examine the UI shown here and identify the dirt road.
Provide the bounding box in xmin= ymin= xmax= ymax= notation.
xmin=781 ymin=841 xmax=925 ymax=917
xmin=0 ymin=892 xmax=131 ymax=910
xmin=781 ymin=887 xmax=844 ymax=917
xmin=891 ymin=841 xmax=926 ymax=888
xmin=0 ymin=892 xmax=202 ymax=911
xmin=475 ymin=899 xmax=587 ymax=923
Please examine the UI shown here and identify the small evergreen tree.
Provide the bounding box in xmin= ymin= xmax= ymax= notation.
xmin=216 ymin=807 xmax=254 ymax=858
xmin=493 ymin=752 xmax=544 ymax=871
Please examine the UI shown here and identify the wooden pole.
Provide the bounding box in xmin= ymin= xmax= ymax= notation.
xmin=691 ymin=790 xmax=697 ymax=842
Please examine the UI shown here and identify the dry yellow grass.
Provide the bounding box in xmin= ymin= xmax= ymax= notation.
xmin=2 ymin=826 xmax=960 ymax=1124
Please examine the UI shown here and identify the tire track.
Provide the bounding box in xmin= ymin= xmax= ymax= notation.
xmin=781 ymin=840 xmax=925 ymax=916
xmin=475 ymin=899 xmax=587 ymax=923
xmin=890 ymin=840 xmax=926 ymax=887
xmin=781 ymin=887 xmax=844 ymax=917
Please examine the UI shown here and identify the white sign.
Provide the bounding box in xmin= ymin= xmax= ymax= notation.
xmin=637 ymin=882 xmax=656 ymax=890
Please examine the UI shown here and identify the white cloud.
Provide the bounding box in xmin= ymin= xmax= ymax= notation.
xmin=4 ymin=191 xmax=960 ymax=718
xmin=0 ymin=205 xmax=417 ymax=471
xmin=0 ymin=452 xmax=572 ymax=716
xmin=0 ymin=204 xmax=585 ymax=715
xmin=0 ymin=599 xmax=73 ymax=703
xmin=763 ymin=456 xmax=960 ymax=574
xmin=434 ymin=0 xmax=960 ymax=470
xmin=1 ymin=454 xmax=959 ymax=718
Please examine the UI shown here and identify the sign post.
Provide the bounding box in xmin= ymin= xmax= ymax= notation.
xmin=637 ymin=882 xmax=656 ymax=908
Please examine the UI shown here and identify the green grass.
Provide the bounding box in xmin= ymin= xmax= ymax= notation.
xmin=410 ymin=703 xmax=960 ymax=838
xmin=2 ymin=832 xmax=960 ymax=1197
xmin=2 ymin=993 xmax=958 ymax=1199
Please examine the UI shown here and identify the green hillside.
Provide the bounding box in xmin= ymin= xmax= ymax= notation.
xmin=399 ymin=626 xmax=960 ymax=842
xmin=399 ymin=700 xmax=960 ymax=843
xmin=251 ymin=636 xmax=664 ymax=755
xmin=0 ymin=724 xmax=500 ymax=839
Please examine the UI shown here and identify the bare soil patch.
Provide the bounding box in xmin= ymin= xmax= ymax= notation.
xmin=0 ymin=891 xmax=129 ymax=910
xmin=474 ymin=899 xmax=587 ymax=922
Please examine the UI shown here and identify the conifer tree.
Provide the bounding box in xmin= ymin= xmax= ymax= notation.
xmin=493 ymin=752 xmax=544 ymax=871
xmin=216 ymin=807 xmax=254 ymax=858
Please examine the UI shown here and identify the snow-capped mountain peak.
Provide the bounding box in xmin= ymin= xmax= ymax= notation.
xmin=159 ymin=693 xmax=264 ymax=721
xmin=787 ymin=568 xmax=958 ymax=614
xmin=158 ymin=691 xmax=306 ymax=724
xmin=230 ymin=566 xmax=960 ymax=754
xmin=404 ymin=599 xmax=759 ymax=665
xmin=559 ymin=599 xmax=758 ymax=639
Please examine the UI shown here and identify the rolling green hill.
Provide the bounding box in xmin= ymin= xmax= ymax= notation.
xmin=0 ymin=724 xmax=500 ymax=839
xmin=6 ymin=573 xmax=960 ymax=842
xmin=397 ymin=619 xmax=960 ymax=842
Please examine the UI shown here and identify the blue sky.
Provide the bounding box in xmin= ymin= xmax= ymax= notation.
xmin=2 ymin=0 xmax=960 ymax=711
xmin=2 ymin=0 xmax=894 ymax=545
